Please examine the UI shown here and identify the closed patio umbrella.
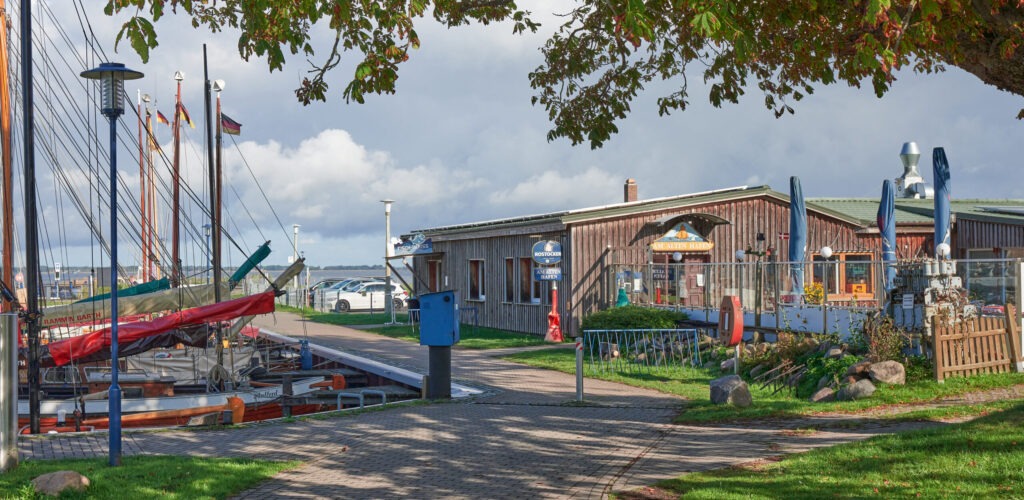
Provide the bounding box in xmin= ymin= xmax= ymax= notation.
xmin=877 ymin=179 xmax=897 ymax=292
xmin=789 ymin=176 xmax=807 ymax=298
xmin=933 ymin=148 xmax=951 ymax=257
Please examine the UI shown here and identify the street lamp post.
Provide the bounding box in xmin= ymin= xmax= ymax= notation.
xmin=80 ymin=62 xmax=144 ymax=467
xmin=292 ymin=224 xmax=300 ymax=302
xmin=382 ymin=200 xmax=395 ymax=324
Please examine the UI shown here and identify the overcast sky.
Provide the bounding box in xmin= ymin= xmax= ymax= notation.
xmin=38 ymin=2 xmax=1024 ymax=267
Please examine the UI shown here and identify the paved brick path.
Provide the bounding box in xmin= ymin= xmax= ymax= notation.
xmin=16 ymin=311 xmax=1023 ymax=498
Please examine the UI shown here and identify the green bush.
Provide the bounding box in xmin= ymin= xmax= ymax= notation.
xmin=850 ymin=310 xmax=910 ymax=362
xmin=796 ymin=352 xmax=862 ymax=398
xmin=581 ymin=305 xmax=687 ymax=330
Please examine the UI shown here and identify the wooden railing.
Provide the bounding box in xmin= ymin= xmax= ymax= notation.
xmin=932 ymin=304 xmax=1022 ymax=383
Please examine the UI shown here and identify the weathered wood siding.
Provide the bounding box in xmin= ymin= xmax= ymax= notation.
xmin=566 ymin=194 xmax=873 ymax=334
xmin=955 ymin=219 xmax=1024 ymax=255
xmin=412 ymin=229 xmax=568 ymax=336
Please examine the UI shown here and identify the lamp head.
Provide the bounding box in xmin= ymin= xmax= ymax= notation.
xmin=80 ymin=62 xmax=144 ymax=118
xmin=936 ymin=243 xmax=951 ymax=259
xmin=820 ymin=246 xmax=833 ymax=260
xmin=734 ymin=249 xmax=746 ymax=262
xmin=381 ymin=199 xmax=394 ymax=214
xmin=672 ymin=251 xmax=683 ymax=262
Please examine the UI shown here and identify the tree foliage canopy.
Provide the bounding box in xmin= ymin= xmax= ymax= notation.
xmin=109 ymin=1 xmax=1024 ymax=148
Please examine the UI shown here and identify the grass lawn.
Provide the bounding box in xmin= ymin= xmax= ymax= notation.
xmin=0 ymin=455 xmax=298 ymax=499
xmin=630 ymin=402 xmax=1024 ymax=498
xmin=502 ymin=348 xmax=1024 ymax=422
xmin=365 ymin=324 xmax=552 ymax=350
xmin=278 ymin=305 xmax=409 ymax=326
xmin=278 ymin=304 xmax=551 ymax=349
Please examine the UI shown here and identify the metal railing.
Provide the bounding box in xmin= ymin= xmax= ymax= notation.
xmin=607 ymin=258 xmax=1022 ymax=335
xmin=581 ymin=329 xmax=702 ymax=376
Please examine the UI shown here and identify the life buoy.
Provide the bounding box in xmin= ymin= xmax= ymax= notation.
xmin=718 ymin=295 xmax=743 ymax=347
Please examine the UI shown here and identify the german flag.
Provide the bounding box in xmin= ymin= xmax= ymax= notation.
xmin=178 ymin=104 xmax=195 ymax=129
xmin=156 ymin=111 xmax=170 ymax=125
xmin=221 ymin=114 xmax=241 ymax=135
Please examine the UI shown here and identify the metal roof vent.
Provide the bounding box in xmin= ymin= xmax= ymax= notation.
xmin=895 ymin=142 xmax=933 ymax=199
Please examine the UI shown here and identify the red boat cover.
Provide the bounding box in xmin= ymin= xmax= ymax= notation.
xmin=47 ymin=291 xmax=276 ymax=367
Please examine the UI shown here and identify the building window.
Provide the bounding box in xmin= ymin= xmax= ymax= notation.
xmin=428 ymin=260 xmax=441 ymax=293
xmin=519 ymin=257 xmax=541 ymax=304
xmin=504 ymin=258 xmax=515 ymax=302
xmin=812 ymin=253 xmax=873 ymax=296
xmin=468 ymin=259 xmax=485 ymax=300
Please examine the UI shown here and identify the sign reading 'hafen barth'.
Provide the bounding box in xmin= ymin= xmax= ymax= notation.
xmin=532 ymin=240 xmax=562 ymax=265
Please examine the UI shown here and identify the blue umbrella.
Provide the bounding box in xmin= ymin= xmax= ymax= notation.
xmin=789 ymin=176 xmax=807 ymax=296
xmin=877 ymin=180 xmax=897 ymax=292
xmin=933 ymin=148 xmax=951 ymax=256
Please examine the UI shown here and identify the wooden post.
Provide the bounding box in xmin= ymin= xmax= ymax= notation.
xmin=1006 ymin=303 xmax=1022 ymax=372
xmin=932 ymin=315 xmax=944 ymax=383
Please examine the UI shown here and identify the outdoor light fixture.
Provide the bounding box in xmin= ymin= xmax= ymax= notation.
xmin=936 ymin=243 xmax=951 ymax=259
xmin=382 ymin=199 xmax=396 ymax=324
xmin=672 ymin=251 xmax=683 ymax=262
xmin=80 ymin=61 xmax=144 ymax=468
xmin=820 ymin=246 xmax=833 ymax=260
xmin=734 ymin=249 xmax=746 ymax=262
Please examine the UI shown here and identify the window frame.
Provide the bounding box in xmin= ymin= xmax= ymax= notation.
xmin=518 ymin=257 xmax=542 ymax=304
xmin=468 ymin=259 xmax=486 ymax=301
xmin=504 ymin=258 xmax=515 ymax=303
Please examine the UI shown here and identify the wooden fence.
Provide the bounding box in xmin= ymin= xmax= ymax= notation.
xmin=932 ymin=304 xmax=1023 ymax=382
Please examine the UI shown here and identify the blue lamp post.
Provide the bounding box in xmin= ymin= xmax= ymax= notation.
xmin=80 ymin=62 xmax=143 ymax=467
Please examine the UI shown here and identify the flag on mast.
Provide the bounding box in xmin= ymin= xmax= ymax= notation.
xmin=221 ymin=114 xmax=242 ymax=135
xmin=156 ymin=111 xmax=170 ymax=125
xmin=178 ymin=103 xmax=195 ymax=129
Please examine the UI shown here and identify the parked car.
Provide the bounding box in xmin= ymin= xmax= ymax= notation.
xmin=307 ymin=278 xmax=346 ymax=306
xmin=332 ymin=282 xmax=408 ymax=313
xmin=321 ymin=277 xmax=381 ymax=308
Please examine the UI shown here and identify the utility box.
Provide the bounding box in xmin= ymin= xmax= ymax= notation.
xmin=419 ymin=290 xmax=460 ymax=346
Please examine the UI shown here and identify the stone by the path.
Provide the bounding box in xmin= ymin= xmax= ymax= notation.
xmin=810 ymin=387 xmax=836 ymax=403
xmin=837 ymin=379 xmax=877 ymax=401
xmin=846 ymin=360 xmax=872 ymax=377
xmin=710 ymin=375 xmax=752 ymax=408
xmin=32 ymin=471 xmax=90 ymax=496
xmin=868 ymin=360 xmax=906 ymax=385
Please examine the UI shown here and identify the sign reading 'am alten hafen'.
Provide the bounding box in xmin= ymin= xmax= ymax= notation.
xmin=532 ymin=240 xmax=562 ymax=265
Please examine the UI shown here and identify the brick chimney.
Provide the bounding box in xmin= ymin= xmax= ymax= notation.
xmin=624 ymin=178 xmax=638 ymax=203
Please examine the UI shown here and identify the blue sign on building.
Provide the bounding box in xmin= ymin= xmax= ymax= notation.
xmin=532 ymin=240 xmax=562 ymax=265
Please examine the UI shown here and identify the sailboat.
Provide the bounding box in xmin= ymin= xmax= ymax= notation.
xmin=0 ymin=2 xmax=353 ymax=433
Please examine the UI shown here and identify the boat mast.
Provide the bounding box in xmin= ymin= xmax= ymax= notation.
xmin=137 ymin=91 xmax=146 ymax=282
xmin=0 ymin=0 xmax=14 ymax=311
xmin=171 ymin=71 xmax=183 ymax=287
xmin=20 ymin=0 xmax=41 ymax=434
xmin=203 ymin=46 xmax=224 ymax=367
xmin=147 ymin=109 xmax=159 ymax=280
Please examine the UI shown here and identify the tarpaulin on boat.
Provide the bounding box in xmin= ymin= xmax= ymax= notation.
xmin=38 ymin=325 xmax=211 ymax=367
xmin=40 ymin=283 xmax=229 ymax=328
xmin=74 ymin=277 xmax=171 ymax=304
xmin=229 ymin=241 xmax=271 ymax=289
xmin=44 ymin=291 xmax=276 ymax=367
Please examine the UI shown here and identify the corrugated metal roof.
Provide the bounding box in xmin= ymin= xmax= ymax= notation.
xmin=809 ymin=198 xmax=1024 ymax=226
xmin=414 ymin=187 xmax=1024 ymax=237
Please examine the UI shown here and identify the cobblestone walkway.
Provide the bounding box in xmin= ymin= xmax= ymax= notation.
xmin=16 ymin=311 xmax=1024 ymax=498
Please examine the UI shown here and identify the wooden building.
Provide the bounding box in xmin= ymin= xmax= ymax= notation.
xmin=408 ymin=181 xmax=1024 ymax=336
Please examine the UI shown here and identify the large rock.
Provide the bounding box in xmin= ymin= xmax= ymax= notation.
xmin=868 ymin=360 xmax=906 ymax=385
xmin=825 ymin=347 xmax=844 ymax=359
xmin=749 ymin=364 xmax=769 ymax=379
xmin=720 ymin=358 xmax=736 ymax=373
xmin=710 ymin=375 xmax=753 ymax=407
xmin=837 ymin=379 xmax=877 ymax=401
xmin=32 ymin=471 xmax=90 ymax=496
xmin=846 ymin=360 xmax=872 ymax=377
xmin=809 ymin=387 xmax=836 ymax=403
xmin=817 ymin=375 xmax=832 ymax=391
